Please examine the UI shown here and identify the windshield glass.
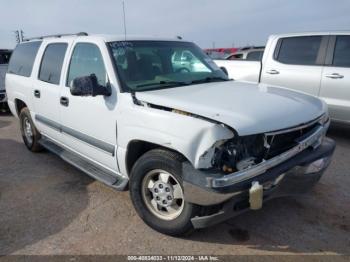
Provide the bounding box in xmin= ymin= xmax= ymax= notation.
xmin=108 ymin=41 xmax=229 ymax=92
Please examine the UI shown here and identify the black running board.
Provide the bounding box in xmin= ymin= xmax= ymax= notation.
xmin=39 ymin=137 xmax=128 ymax=191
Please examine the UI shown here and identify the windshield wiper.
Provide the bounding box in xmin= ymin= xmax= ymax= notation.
xmin=190 ymin=76 xmax=230 ymax=84
xmin=136 ymin=80 xmax=190 ymax=88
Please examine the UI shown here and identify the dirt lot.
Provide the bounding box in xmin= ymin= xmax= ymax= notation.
xmin=0 ymin=112 xmax=349 ymax=256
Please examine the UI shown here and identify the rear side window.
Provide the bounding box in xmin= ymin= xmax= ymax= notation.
xmin=333 ymin=36 xmax=350 ymax=67
xmin=0 ymin=51 xmax=11 ymax=64
xmin=39 ymin=43 xmax=68 ymax=85
xmin=246 ymin=51 xmax=264 ymax=61
xmin=276 ymin=36 xmax=322 ymax=65
xmin=8 ymin=41 xmax=42 ymax=77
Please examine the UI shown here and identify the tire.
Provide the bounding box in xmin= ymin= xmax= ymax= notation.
xmin=19 ymin=108 xmax=43 ymax=152
xmin=129 ymin=148 xmax=200 ymax=236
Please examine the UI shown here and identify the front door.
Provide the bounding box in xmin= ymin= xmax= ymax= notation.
xmin=261 ymin=35 xmax=326 ymax=96
xmin=320 ymin=35 xmax=350 ymax=123
xmin=59 ymin=41 xmax=118 ymax=171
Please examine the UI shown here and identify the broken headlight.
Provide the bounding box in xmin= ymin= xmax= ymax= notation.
xmin=212 ymin=135 xmax=266 ymax=173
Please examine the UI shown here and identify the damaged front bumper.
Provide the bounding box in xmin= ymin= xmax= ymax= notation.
xmin=182 ymin=124 xmax=336 ymax=228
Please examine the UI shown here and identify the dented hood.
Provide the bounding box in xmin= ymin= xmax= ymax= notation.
xmin=135 ymin=81 xmax=326 ymax=136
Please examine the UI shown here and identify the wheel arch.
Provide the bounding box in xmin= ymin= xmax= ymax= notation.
xmin=14 ymin=98 xmax=28 ymax=116
xmin=125 ymin=140 xmax=188 ymax=176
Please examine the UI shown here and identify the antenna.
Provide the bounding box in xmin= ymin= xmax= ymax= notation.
xmin=122 ymin=1 xmax=127 ymax=40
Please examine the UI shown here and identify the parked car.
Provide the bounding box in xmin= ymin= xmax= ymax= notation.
xmin=6 ymin=33 xmax=335 ymax=236
xmin=172 ymin=50 xmax=210 ymax=73
xmin=0 ymin=49 xmax=12 ymax=111
xmin=215 ymin=32 xmax=350 ymax=124
xmin=205 ymin=50 xmax=228 ymax=60
xmin=226 ymin=46 xmax=265 ymax=61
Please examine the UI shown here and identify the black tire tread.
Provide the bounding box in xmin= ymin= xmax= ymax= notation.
xmin=19 ymin=107 xmax=43 ymax=152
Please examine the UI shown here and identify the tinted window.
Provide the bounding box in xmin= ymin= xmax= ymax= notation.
xmin=8 ymin=41 xmax=42 ymax=77
xmin=276 ymin=36 xmax=322 ymax=65
xmin=333 ymin=36 xmax=350 ymax=67
xmin=246 ymin=51 xmax=264 ymax=61
xmin=67 ymin=43 xmax=107 ymax=87
xmin=0 ymin=51 xmax=12 ymax=64
xmin=39 ymin=43 xmax=68 ymax=85
xmin=228 ymin=53 xmax=243 ymax=60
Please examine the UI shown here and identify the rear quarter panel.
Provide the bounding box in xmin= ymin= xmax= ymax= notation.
xmin=5 ymin=73 xmax=34 ymax=118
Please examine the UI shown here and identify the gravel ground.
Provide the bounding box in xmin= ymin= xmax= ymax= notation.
xmin=0 ymin=112 xmax=349 ymax=256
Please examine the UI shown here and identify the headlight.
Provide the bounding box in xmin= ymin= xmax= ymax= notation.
xmin=319 ymin=111 xmax=330 ymax=126
xmin=211 ymin=135 xmax=265 ymax=173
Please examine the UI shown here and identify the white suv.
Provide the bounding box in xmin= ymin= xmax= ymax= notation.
xmin=6 ymin=33 xmax=335 ymax=236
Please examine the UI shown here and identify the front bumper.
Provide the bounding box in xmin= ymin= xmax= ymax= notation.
xmin=182 ymin=129 xmax=335 ymax=228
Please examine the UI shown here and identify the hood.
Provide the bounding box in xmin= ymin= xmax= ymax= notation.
xmin=135 ymin=81 xmax=326 ymax=136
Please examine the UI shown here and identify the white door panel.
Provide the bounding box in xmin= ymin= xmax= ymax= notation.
xmin=59 ymin=41 xmax=118 ymax=171
xmin=32 ymin=42 xmax=71 ymax=141
xmin=261 ymin=63 xmax=323 ymax=96
xmin=261 ymin=35 xmax=325 ymax=96
xmin=320 ymin=67 xmax=350 ymax=122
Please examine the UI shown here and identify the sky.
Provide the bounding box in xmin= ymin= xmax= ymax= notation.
xmin=0 ymin=0 xmax=349 ymax=49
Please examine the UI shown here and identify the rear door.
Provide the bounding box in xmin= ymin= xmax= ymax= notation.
xmin=320 ymin=35 xmax=350 ymax=122
xmin=261 ymin=35 xmax=327 ymax=96
xmin=32 ymin=41 xmax=70 ymax=141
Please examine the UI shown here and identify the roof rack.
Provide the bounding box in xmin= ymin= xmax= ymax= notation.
xmin=23 ymin=32 xmax=88 ymax=42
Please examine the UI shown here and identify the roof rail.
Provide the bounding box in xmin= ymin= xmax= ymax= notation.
xmin=23 ymin=32 xmax=88 ymax=42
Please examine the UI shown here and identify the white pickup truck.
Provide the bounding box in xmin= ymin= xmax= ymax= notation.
xmin=6 ymin=33 xmax=335 ymax=236
xmin=0 ymin=49 xmax=12 ymax=110
xmin=216 ymin=32 xmax=350 ymax=124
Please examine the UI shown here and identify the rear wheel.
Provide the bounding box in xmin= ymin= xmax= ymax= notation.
xmin=129 ymin=149 xmax=200 ymax=236
xmin=19 ymin=108 xmax=43 ymax=152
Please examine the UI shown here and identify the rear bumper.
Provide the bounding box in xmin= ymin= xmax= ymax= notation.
xmin=182 ymin=137 xmax=335 ymax=229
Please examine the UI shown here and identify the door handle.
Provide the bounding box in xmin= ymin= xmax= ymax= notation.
xmin=34 ymin=90 xmax=40 ymax=98
xmin=266 ymin=69 xmax=280 ymax=75
xmin=60 ymin=96 xmax=69 ymax=107
xmin=325 ymin=73 xmax=344 ymax=79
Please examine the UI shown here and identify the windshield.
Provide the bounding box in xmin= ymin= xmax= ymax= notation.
xmin=108 ymin=41 xmax=229 ymax=92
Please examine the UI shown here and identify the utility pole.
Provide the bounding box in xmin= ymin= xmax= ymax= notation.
xmin=20 ymin=30 xmax=24 ymax=42
xmin=14 ymin=29 xmax=24 ymax=43
xmin=14 ymin=30 xmax=20 ymax=44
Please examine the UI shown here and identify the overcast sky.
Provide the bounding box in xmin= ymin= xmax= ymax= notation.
xmin=0 ymin=0 xmax=349 ymax=49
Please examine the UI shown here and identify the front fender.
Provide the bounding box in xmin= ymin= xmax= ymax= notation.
xmin=118 ymin=104 xmax=234 ymax=171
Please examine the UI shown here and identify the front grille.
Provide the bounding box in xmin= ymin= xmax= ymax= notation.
xmin=265 ymin=122 xmax=319 ymax=159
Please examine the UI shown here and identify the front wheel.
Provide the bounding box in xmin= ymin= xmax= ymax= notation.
xmin=129 ymin=149 xmax=200 ymax=236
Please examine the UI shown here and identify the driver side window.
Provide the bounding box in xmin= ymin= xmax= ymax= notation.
xmin=67 ymin=43 xmax=107 ymax=87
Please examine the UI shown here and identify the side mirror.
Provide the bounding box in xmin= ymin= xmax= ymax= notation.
xmin=70 ymin=74 xmax=111 ymax=97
